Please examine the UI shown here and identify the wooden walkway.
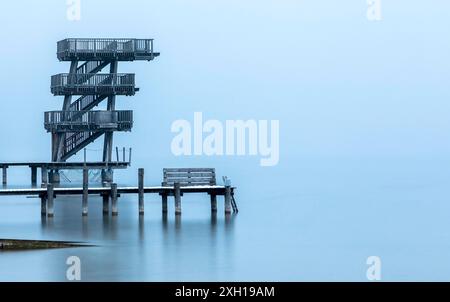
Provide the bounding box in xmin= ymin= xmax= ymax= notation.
xmin=0 ymin=167 xmax=238 ymax=218
xmin=0 ymin=185 xmax=231 ymax=196
xmin=0 ymin=184 xmax=237 ymax=217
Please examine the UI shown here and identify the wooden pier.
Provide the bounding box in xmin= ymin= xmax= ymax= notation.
xmin=0 ymin=168 xmax=238 ymax=218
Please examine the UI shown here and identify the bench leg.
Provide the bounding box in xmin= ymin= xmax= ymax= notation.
xmin=210 ymin=195 xmax=217 ymax=212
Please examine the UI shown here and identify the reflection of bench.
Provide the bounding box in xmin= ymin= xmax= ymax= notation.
xmin=160 ymin=168 xmax=237 ymax=215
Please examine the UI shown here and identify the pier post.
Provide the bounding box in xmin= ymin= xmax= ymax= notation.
xmin=210 ymin=194 xmax=217 ymax=212
xmin=102 ymin=194 xmax=109 ymax=215
xmin=31 ymin=166 xmax=37 ymax=186
xmin=41 ymin=196 xmax=47 ymax=216
xmin=111 ymin=183 xmax=118 ymax=216
xmin=225 ymin=185 xmax=232 ymax=214
xmin=162 ymin=194 xmax=168 ymax=213
xmin=41 ymin=167 xmax=48 ymax=186
xmin=138 ymin=168 xmax=144 ymax=215
xmin=102 ymin=168 xmax=113 ymax=185
xmin=2 ymin=166 xmax=7 ymax=185
xmin=174 ymin=182 xmax=181 ymax=215
xmin=47 ymin=184 xmax=54 ymax=217
xmin=49 ymin=170 xmax=60 ymax=184
xmin=82 ymin=168 xmax=88 ymax=216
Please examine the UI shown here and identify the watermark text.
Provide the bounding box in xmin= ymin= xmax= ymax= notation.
xmin=171 ymin=112 xmax=279 ymax=167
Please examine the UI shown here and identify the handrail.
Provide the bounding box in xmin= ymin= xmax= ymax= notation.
xmin=76 ymin=61 xmax=108 ymax=75
xmin=51 ymin=73 xmax=135 ymax=88
xmin=44 ymin=110 xmax=133 ymax=126
xmin=57 ymin=38 xmax=154 ymax=55
xmin=69 ymin=95 xmax=108 ymax=112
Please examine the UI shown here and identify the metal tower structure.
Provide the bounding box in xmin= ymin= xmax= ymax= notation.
xmin=44 ymin=38 xmax=159 ymax=183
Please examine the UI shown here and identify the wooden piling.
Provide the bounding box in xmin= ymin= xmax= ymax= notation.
xmin=174 ymin=182 xmax=181 ymax=215
xmin=162 ymin=194 xmax=168 ymax=213
xmin=41 ymin=167 xmax=48 ymax=186
xmin=31 ymin=167 xmax=37 ymax=186
xmin=225 ymin=185 xmax=232 ymax=214
xmin=41 ymin=196 xmax=47 ymax=216
xmin=111 ymin=183 xmax=118 ymax=216
xmin=138 ymin=168 xmax=144 ymax=215
xmin=49 ymin=170 xmax=60 ymax=184
xmin=2 ymin=166 xmax=7 ymax=185
xmin=47 ymin=184 xmax=54 ymax=217
xmin=102 ymin=194 xmax=109 ymax=215
xmin=82 ymin=168 xmax=88 ymax=216
xmin=210 ymin=194 xmax=217 ymax=212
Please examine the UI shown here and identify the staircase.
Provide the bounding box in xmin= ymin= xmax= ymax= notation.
xmin=76 ymin=60 xmax=110 ymax=75
xmin=69 ymin=94 xmax=108 ymax=112
xmin=62 ymin=131 xmax=103 ymax=161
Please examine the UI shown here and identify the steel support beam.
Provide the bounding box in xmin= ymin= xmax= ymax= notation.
xmin=102 ymin=60 xmax=118 ymax=183
xmin=54 ymin=60 xmax=78 ymax=162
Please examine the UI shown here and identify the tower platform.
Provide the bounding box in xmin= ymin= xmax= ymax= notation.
xmin=57 ymin=38 xmax=160 ymax=61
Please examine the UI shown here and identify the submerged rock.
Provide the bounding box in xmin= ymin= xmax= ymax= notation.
xmin=0 ymin=239 xmax=89 ymax=250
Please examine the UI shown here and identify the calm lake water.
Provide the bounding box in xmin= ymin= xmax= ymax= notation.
xmin=1 ymin=156 xmax=450 ymax=281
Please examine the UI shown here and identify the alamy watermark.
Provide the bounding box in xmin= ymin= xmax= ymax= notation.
xmin=171 ymin=112 xmax=279 ymax=167
xmin=66 ymin=256 xmax=81 ymax=281
xmin=367 ymin=0 xmax=382 ymax=21
xmin=366 ymin=256 xmax=382 ymax=281
xmin=67 ymin=0 xmax=81 ymax=21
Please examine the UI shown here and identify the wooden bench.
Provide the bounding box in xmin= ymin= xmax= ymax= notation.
xmin=162 ymin=168 xmax=216 ymax=187
xmin=161 ymin=168 xmax=236 ymax=215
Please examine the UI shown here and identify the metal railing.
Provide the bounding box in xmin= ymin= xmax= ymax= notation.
xmin=63 ymin=131 xmax=99 ymax=158
xmin=51 ymin=73 xmax=135 ymax=88
xmin=57 ymin=38 xmax=154 ymax=57
xmin=44 ymin=110 xmax=133 ymax=130
xmin=69 ymin=95 xmax=108 ymax=112
xmin=76 ymin=60 xmax=109 ymax=75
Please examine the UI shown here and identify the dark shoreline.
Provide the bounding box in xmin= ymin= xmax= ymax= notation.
xmin=0 ymin=239 xmax=91 ymax=251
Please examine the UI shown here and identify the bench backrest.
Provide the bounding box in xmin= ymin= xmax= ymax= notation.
xmin=162 ymin=168 xmax=216 ymax=187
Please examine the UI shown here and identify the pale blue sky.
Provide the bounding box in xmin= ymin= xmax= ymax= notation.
xmin=0 ymin=0 xmax=449 ymax=174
